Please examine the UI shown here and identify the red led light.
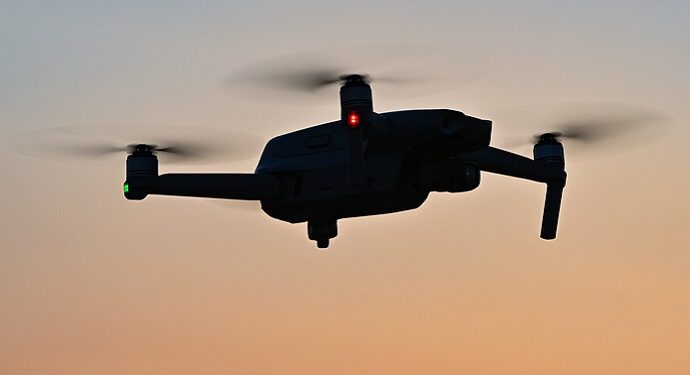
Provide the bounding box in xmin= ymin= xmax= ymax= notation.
xmin=348 ymin=112 xmax=360 ymax=128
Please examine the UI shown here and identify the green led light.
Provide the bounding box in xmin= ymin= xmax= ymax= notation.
xmin=123 ymin=182 xmax=129 ymax=194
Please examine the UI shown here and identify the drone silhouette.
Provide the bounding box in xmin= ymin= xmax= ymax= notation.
xmin=12 ymin=62 xmax=659 ymax=248
xmin=118 ymin=72 xmax=568 ymax=248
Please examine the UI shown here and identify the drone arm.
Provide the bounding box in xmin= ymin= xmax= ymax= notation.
xmin=126 ymin=173 xmax=282 ymax=200
xmin=463 ymin=146 xmax=567 ymax=240
xmin=463 ymin=147 xmax=556 ymax=183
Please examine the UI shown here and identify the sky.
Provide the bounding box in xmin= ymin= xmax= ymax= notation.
xmin=1 ymin=1 xmax=689 ymax=374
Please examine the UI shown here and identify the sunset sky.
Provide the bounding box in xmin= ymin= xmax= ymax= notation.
xmin=1 ymin=1 xmax=689 ymax=374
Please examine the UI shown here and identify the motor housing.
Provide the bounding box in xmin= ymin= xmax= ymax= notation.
xmin=124 ymin=145 xmax=158 ymax=200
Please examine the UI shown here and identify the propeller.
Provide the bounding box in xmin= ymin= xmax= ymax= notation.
xmin=7 ymin=124 xmax=264 ymax=165
xmin=220 ymin=49 xmax=463 ymax=104
xmin=528 ymin=117 xmax=658 ymax=145
xmin=493 ymin=103 xmax=671 ymax=156
xmin=238 ymin=68 xmax=374 ymax=91
xmin=225 ymin=64 xmax=403 ymax=92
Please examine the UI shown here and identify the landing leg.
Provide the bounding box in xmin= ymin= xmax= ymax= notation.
xmin=307 ymin=220 xmax=338 ymax=249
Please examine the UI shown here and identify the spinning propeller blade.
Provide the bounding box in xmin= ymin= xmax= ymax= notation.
xmin=232 ymin=67 xmax=350 ymax=91
xmin=528 ymin=116 xmax=661 ymax=145
xmin=493 ymin=103 xmax=671 ymax=157
xmin=7 ymin=124 xmax=263 ymax=165
xmin=220 ymin=50 xmax=459 ymax=104
xmin=225 ymin=63 xmax=402 ymax=92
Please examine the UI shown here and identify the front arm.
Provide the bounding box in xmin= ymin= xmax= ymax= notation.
xmin=461 ymin=146 xmax=567 ymax=240
xmin=124 ymin=173 xmax=282 ymax=201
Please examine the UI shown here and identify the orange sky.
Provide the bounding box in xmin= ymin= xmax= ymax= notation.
xmin=1 ymin=2 xmax=689 ymax=374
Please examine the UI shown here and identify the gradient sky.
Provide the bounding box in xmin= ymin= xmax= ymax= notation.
xmin=1 ymin=1 xmax=689 ymax=374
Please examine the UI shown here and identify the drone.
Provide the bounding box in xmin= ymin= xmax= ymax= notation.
xmin=122 ymin=73 xmax=567 ymax=248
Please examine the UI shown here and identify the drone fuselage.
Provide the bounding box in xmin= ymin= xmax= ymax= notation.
xmin=256 ymin=109 xmax=491 ymax=224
